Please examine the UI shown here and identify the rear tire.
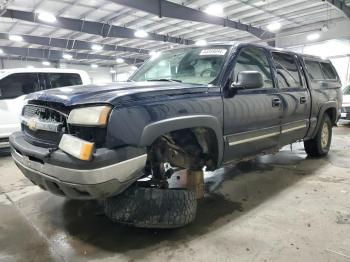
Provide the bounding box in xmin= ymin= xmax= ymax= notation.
xmin=304 ymin=114 xmax=332 ymax=157
xmin=104 ymin=186 xmax=197 ymax=228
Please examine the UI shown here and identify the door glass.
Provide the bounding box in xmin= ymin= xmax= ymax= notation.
xmin=0 ymin=73 xmax=40 ymax=99
xmin=232 ymin=47 xmax=274 ymax=88
xmin=304 ymin=60 xmax=324 ymax=80
xmin=272 ymin=52 xmax=302 ymax=88
xmin=46 ymin=73 xmax=83 ymax=89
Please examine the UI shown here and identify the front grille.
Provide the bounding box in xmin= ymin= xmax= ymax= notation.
xmin=342 ymin=107 xmax=350 ymax=113
xmin=22 ymin=104 xmax=69 ymax=148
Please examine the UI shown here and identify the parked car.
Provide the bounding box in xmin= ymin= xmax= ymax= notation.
xmin=9 ymin=43 xmax=342 ymax=228
xmin=0 ymin=68 xmax=90 ymax=149
xmin=340 ymin=85 xmax=350 ymax=123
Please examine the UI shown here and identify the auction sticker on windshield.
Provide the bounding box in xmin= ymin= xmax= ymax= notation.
xmin=199 ymin=49 xmax=227 ymax=56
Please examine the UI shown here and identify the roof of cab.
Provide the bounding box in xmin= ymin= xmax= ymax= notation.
xmin=185 ymin=42 xmax=333 ymax=63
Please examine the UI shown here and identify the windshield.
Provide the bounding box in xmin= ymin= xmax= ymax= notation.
xmin=131 ymin=46 xmax=230 ymax=85
xmin=344 ymin=86 xmax=350 ymax=95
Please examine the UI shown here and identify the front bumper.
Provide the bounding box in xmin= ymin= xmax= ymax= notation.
xmin=10 ymin=132 xmax=147 ymax=199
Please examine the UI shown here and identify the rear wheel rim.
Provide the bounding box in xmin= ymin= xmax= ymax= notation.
xmin=321 ymin=122 xmax=329 ymax=149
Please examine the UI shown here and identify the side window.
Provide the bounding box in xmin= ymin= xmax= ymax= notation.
xmin=304 ymin=60 xmax=324 ymax=80
xmin=0 ymin=73 xmax=40 ymax=100
xmin=272 ymin=52 xmax=302 ymax=88
xmin=46 ymin=73 xmax=83 ymax=89
xmin=320 ymin=62 xmax=337 ymax=80
xmin=232 ymin=47 xmax=274 ymax=88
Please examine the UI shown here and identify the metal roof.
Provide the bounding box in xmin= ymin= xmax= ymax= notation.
xmin=0 ymin=0 xmax=348 ymax=70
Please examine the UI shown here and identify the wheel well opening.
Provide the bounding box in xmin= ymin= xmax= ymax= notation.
xmin=324 ymin=108 xmax=337 ymax=125
xmin=149 ymin=127 xmax=219 ymax=171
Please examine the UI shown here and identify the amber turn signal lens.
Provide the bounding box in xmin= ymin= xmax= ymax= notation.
xmin=59 ymin=134 xmax=95 ymax=161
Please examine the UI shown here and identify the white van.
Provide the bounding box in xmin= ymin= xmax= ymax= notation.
xmin=0 ymin=68 xmax=90 ymax=149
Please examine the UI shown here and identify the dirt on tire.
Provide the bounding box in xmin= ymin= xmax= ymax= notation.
xmin=104 ymin=187 xmax=197 ymax=228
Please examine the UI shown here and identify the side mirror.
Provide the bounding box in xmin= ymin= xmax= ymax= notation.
xmin=230 ymin=71 xmax=264 ymax=90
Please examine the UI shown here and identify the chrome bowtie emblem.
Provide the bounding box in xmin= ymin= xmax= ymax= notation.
xmin=27 ymin=118 xmax=37 ymax=131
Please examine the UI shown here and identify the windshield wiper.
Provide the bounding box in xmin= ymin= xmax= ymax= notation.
xmin=147 ymin=78 xmax=182 ymax=83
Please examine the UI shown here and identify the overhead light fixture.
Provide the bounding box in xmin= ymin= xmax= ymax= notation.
xmin=149 ymin=51 xmax=161 ymax=60
xmin=134 ymin=30 xmax=148 ymax=38
xmin=9 ymin=35 xmax=23 ymax=42
xmin=307 ymin=33 xmax=320 ymax=41
xmin=116 ymin=58 xmax=125 ymax=64
xmin=62 ymin=53 xmax=73 ymax=60
xmin=0 ymin=49 xmax=3 ymax=55
xmin=149 ymin=51 xmax=161 ymax=56
xmin=42 ymin=61 xmax=51 ymax=66
xmin=267 ymin=22 xmax=281 ymax=32
xmin=37 ymin=11 xmax=57 ymax=23
xmin=204 ymin=4 xmax=224 ymax=16
xmin=91 ymin=64 xmax=98 ymax=68
xmin=91 ymin=44 xmax=103 ymax=51
xmin=131 ymin=65 xmax=138 ymax=70
xmin=195 ymin=40 xmax=207 ymax=46
xmin=253 ymin=0 xmax=267 ymax=7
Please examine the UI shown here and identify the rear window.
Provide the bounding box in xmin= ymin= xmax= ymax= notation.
xmin=46 ymin=73 xmax=83 ymax=89
xmin=304 ymin=60 xmax=338 ymax=81
xmin=304 ymin=60 xmax=324 ymax=80
xmin=0 ymin=73 xmax=41 ymax=100
xmin=320 ymin=62 xmax=337 ymax=80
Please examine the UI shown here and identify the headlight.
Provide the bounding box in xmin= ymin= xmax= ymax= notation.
xmin=59 ymin=134 xmax=94 ymax=161
xmin=67 ymin=105 xmax=111 ymax=126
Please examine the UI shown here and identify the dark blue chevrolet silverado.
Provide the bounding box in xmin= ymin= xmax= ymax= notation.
xmin=10 ymin=43 xmax=343 ymax=228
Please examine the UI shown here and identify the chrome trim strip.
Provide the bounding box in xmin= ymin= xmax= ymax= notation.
xmin=226 ymin=125 xmax=280 ymax=147
xmin=21 ymin=116 xmax=63 ymax=133
xmin=281 ymin=124 xmax=307 ymax=134
xmin=12 ymin=149 xmax=147 ymax=185
xmin=226 ymin=121 xmax=308 ymax=147
xmin=0 ymin=142 xmax=9 ymax=149
xmin=228 ymin=132 xmax=280 ymax=146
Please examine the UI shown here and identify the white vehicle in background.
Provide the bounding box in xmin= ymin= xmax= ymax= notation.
xmin=0 ymin=68 xmax=90 ymax=149
xmin=340 ymin=85 xmax=350 ymax=123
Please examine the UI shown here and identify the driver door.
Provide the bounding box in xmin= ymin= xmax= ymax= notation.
xmin=223 ymin=46 xmax=282 ymax=163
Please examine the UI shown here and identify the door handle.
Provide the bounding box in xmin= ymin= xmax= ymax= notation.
xmin=272 ymin=98 xmax=281 ymax=107
xmin=300 ymin=97 xmax=307 ymax=104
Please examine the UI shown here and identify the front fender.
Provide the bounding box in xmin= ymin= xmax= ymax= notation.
xmin=139 ymin=115 xmax=224 ymax=166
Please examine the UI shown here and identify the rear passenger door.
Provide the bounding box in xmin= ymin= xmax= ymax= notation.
xmin=271 ymin=52 xmax=311 ymax=146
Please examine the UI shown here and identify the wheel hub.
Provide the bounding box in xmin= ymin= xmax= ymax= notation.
xmin=321 ymin=122 xmax=329 ymax=149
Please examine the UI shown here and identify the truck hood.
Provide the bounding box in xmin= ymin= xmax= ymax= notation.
xmin=26 ymin=82 xmax=208 ymax=107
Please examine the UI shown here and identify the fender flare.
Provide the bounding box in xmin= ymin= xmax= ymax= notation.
xmin=312 ymin=101 xmax=337 ymax=138
xmin=138 ymin=115 xmax=224 ymax=166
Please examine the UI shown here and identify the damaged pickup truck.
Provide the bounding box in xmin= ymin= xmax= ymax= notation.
xmin=10 ymin=43 xmax=342 ymax=228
